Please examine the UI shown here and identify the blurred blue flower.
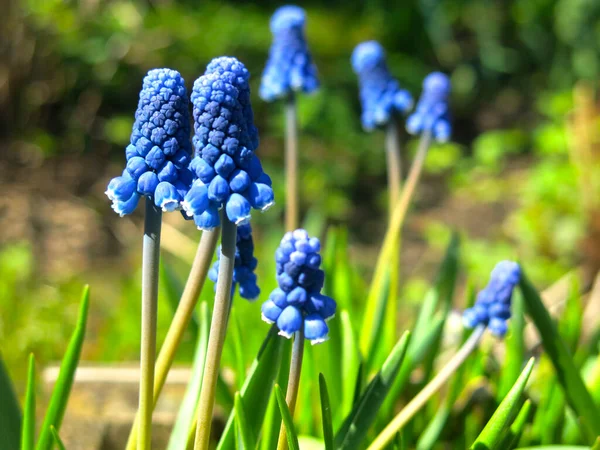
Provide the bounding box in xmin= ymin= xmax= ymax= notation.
xmin=463 ymin=261 xmax=521 ymax=337
xmin=406 ymin=72 xmax=452 ymax=142
xmin=260 ymin=5 xmax=319 ymax=101
xmin=208 ymin=223 xmax=259 ymax=301
xmin=351 ymin=41 xmax=413 ymax=131
xmin=261 ymin=229 xmax=335 ymax=345
xmin=185 ymin=57 xmax=274 ymax=229
xmin=106 ymin=68 xmax=192 ymax=216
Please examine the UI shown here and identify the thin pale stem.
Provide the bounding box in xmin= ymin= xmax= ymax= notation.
xmin=385 ymin=118 xmax=402 ymax=215
xmin=138 ymin=198 xmax=162 ymax=450
xmin=277 ymin=329 xmax=305 ymax=450
xmin=193 ymin=216 xmax=237 ymax=450
xmin=285 ymin=93 xmax=299 ymax=231
xmin=367 ymin=325 xmax=486 ymax=450
xmin=125 ymin=228 xmax=220 ymax=450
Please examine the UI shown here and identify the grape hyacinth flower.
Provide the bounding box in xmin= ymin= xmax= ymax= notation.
xmin=185 ymin=57 xmax=274 ymax=230
xmin=208 ymin=223 xmax=259 ymax=300
xmin=105 ymin=68 xmax=192 ymax=216
xmin=406 ymin=72 xmax=452 ymax=143
xmin=351 ymin=41 xmax=413 ymax=132
xmin=261 ymin=229 xmax=336 ymax=344
xmin=260 ymin=5 xmax=319 ymax=102
xmin=463 ymin=260 xmax=521 ymax=337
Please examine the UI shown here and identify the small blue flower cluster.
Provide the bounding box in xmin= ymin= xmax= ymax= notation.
xmin=184 ymin=57 xmax=274 ymax=230
xmin=106 ymin=68 xmax=193 ymax=216
xmin=463 ymin=261 xmax=521 ymax=337
xmin=351 ymin=41 xmax=413 ymax=131
xmin=260 ymin=5 xmax=319 ymax=102
xmin=406 ymin=72 xmax=452 ymax=143
xmin=208 ymin=224 xmax=260 ymax=301
xmin=261 ymin=229 xmax=336 ymax=345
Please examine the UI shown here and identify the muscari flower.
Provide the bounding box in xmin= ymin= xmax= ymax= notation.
xmin=260 ymin=5 xmax=319 ymax=102
xmin=208 ymin=223 xmax=260 ymax=301
xmin=105 ymin=68 xmax=193 ymax=216
xmin=351 ymin=41 xmax=413 ymax=132
xmin=463 ymin=261 xmax=521 ymax=337
xmin=261 ymin=229 xmax=336 ymax=345
xmin=406 ymin=72 xmax=452 ymax=143
xmin=184 ymin=57 xmax=274 ymax=230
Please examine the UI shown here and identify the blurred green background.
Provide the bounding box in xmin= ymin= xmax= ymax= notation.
xmin=1 ymin=0 xmax=599 ymax=385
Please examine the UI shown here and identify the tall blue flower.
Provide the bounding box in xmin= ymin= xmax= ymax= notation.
xmin=351 ymin=41 xmax=413 ymax=131
xmin=260 ymin=5 xmax=319 ymax=101
xmin=463 ymin=261 xmax=521 ymax=337
xmin=406 ymin=72 xmax=452 ymax=142
xmin=208 ymin=223 xmax=260 ymax=300
xmin=184 ymin=57 xmax=274 ymax=230
xmin=261 ymin=229 xmax=336 ymax=345
xmin=105 ymin=68 xmax=193 ymax=216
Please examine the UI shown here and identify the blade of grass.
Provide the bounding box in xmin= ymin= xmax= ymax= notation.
xmin=340 ymin=310 xmax=360 ymax=424
xmin=234 ymin=392 xmax=256 ymax=450
xmin=275 ymin=384 xmax=300 ymax=450
xmin=36 ymin=285 xmax=89 ymax=450
xmin=498 ymin=290 xmax=525 ymax=400
xmin=498 ymin=399 xmax=532 ymax=449
xmin=167 ymin=302 xmax=209 ymax=450
xmin=335 ymin=331 xmax=411 ymax=450
xmin=470 ymin=358 xmax=535 ymax=450
xmin=22 ymin=354 xmax=36 ymax=450
xmin=0 ymin=351 xmax=21 ymax=450
xmin=520 ymin=268 xmax=600 ymax=441
xmin=319 ymin=374 xmax=334 ymax=450
xmin=50 ymin=426 xmax=66 ymax=450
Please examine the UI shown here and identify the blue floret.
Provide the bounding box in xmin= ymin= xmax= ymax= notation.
xmin=406 ymin=72 xmax=452 ymax=142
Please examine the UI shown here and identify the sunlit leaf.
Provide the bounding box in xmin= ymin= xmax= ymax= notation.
xmin=275 ymin=384 xmax=300 ymax=450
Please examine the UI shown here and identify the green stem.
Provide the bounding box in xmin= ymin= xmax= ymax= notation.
xmin=385 ymin=118 xmax=402 ymax=213
xmin=367 ymin=324 xmax=486 ymax=450
xmin=139 ymin=198 xmax=162 ymax=450
xmin=193 ymin=215 xmax=237 ymax=450
xmin=125 ymin=228 xmax=219 ymax=450
xmin=277 ymin=329 xmax=305 ymax=450
xmin=285 ymin=93 xmax=299 ymax=231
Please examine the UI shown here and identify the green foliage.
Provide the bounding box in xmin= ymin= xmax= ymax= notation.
xmin=0 ymin=352 xmax=21 ymax=450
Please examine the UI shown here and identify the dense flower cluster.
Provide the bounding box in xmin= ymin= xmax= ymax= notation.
xmin=351 ymin=41 xmax=413 ymax=131
xmin=105 ymin=68 xmax=193 ymax=216
xmin=261 ymin=229 xmax=336 ymax=344
xmin=406 ymin=72 xmax=452 ymax=142
xmin=184 ymin=57 xmax=274 ymax=230
xmin=260 ymin=5 xmax=319 ymax=102
xmin=463 ymin=261 xmax=521 ymax=337
xmin=208 ymin=224 xmax=259 ymax=300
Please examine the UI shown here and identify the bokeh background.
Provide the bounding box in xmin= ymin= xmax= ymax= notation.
xmin=1 ymin=0 xmax=599 ymax=384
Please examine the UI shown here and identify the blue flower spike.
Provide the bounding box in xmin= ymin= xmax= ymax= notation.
xmin=406 ymin=72 xmax=452 ymax=142
xmin=260 ymin=5 xmax=319 ymax=101
xmin=351 ymin=41 xmax=413 ymax=132
xmin=186 ymin=57 xmax=275 ymax=229
xmin=463 ymin=261 xmax=521 ymax=337
xmin=261 ymin=229 xmax=336 ymax=345
xmin=208 ymin=223 xmax=260 ymax=301
xmin=105 ymin=68 xmax=192 ymax=215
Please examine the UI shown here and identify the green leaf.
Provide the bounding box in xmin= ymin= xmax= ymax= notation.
xmin=470 ymin=357 xmax=535 ymax=450
xmin=22 ymin=354 xmax=36 ymax=450
xmin=319 ymin=374 xmax=334 ymax=450
xmin=520 ymin=269 xmax=600 ymax=442
xmin=234 ymin=392 xmax=256 ymax=450
xmin=361 ymin=268 xmax=391 ymax=371
xmin=36 ymin=285 xmax=89 ymax=450
xmin=167 ymin=302 xmax=209 ymax=450
xmin=50 ymin=426 xmax=66 ymax=450
xmin=0 ymin=351 xmax=21 ymax=450
xmin=274 ymin=384 xmax=300 ymax=450
xmin=498 ymin=399 xmax=532 ymax=449
xmin=230 ymin=309 xmax=247 ymax=391
xmin=217 ymin=327 xmax=284 ymax=450
xmin=335 ymin=331 xmax=411 ymax=450
xmin=513 ymin=447 xmax=589 ymax=450
xmin=340 ymin=309 xmax=360 ymax=423
xmin=498 ymin=290 xmax=525 ymax=400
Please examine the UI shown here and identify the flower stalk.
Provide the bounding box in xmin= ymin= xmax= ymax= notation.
xmin=367 ymin=324 xmax=486 ymax=450
xmin=138 ymin=198 xmax=162 ymax=450
xmin=285 ymin=93 xmax=299 ymax=231
xmin=193 ymin=215 xmax=237 ymax=450
xmin=385 ymin=118 xmax=402 ymax=210
xmin=125 ymin=228 xmax=219 ymax=450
